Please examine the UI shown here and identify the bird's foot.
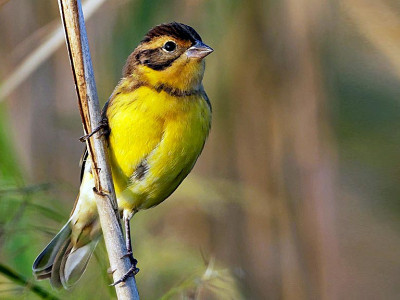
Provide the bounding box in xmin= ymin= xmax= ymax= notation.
xmin=110 ymin=264 xmax=139 ymax=286
xmin=92 ymin=187 xmax=106 ymax=197
xmin=121 ymin=251 xmax=137 ymax=262
xmin=79 ymin=120 xmax=110 ymax=142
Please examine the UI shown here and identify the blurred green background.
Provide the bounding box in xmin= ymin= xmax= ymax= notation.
xmin=1 ymin=0 xmax=400 ymax=299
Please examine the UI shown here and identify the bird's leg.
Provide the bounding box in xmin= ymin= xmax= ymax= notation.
xmin=111 ymin=212 xmax=139 ymax=286
xmin=79 ymin=118 xmax=110 ymax=142
xmin=123 ymin=214 xmax=137 ymax=265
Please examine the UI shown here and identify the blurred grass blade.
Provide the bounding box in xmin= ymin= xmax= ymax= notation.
xmin=0 ymin=0 xmax=10 ymax=8
xmin=343 ymin=0 xmax=400 ymax=79
xmin=27 ymin=202 xmax=65 ymax=222
xmin=0 ymin=183 xmax=51 ymax=195
xmin=0 ymin=263 xmax=59 ymax=299
xmin=0 ymin=0 xmax=108 ymax=101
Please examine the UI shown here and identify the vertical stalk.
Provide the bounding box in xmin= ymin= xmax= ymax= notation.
xmin=57 ymin=1 xmax=139 ymax=299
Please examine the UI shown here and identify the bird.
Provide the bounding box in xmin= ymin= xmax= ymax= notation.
xmin=32 ymin=22 xmax=213 ymax=289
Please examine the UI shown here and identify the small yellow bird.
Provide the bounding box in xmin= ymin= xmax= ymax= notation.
xmin=32 ymin=22 xmax=212 ymax=288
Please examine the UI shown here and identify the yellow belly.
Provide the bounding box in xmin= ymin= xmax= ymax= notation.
xmin=106 ymin=86 xmax=211 ymax=211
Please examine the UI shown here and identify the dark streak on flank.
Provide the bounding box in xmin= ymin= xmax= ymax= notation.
xmin=133 ymin=160 xmax=149 ymax=181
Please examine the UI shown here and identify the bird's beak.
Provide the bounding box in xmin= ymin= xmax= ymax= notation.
xmin=186 ymin=41 xmax=214 ymax=59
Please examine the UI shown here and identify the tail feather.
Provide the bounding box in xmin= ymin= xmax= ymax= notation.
xmin=34 ymin=266 xmax=52 ymax=280
xmin=49 ymin=234 xmax=71 ymax=288
xmin=33 ymin=221 xmax=72 ymax=278
xmin=59 ymin=239 xmax=99 ymax=289
xmin=33 ymin=219 xmax=99 ymax=289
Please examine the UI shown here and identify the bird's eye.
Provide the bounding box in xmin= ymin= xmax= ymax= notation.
xmin=163 ymin=41 xmax=176 ymax=52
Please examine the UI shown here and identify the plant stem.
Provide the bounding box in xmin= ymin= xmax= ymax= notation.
xmin=57 ymin=1 xmax=139 ymax=299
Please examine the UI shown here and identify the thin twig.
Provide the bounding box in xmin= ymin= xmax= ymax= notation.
xmin=57 ymin=1 xmax=139 ymax=299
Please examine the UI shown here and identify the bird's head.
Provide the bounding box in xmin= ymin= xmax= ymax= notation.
xmin=123 ymin=22 xmax=213 ymax=92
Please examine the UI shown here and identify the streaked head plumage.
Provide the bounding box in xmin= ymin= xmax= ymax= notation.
xmin=123 ymin=22 xmax=213 ymax=82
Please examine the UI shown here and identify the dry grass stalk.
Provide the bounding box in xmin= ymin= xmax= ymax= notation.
xmin=57 ymin=0 xmax=139 ymax=299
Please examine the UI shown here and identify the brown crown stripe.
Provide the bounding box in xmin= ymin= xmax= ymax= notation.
xmin=142 ymin=22 xmax=201 ymax=44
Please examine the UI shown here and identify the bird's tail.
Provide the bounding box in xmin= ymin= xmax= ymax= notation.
xmin=32 ymin=219 xmax=99 ymax=289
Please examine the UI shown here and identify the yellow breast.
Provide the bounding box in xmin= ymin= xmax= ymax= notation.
xmin=106 ymin=85 xmax=211 ymax=211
